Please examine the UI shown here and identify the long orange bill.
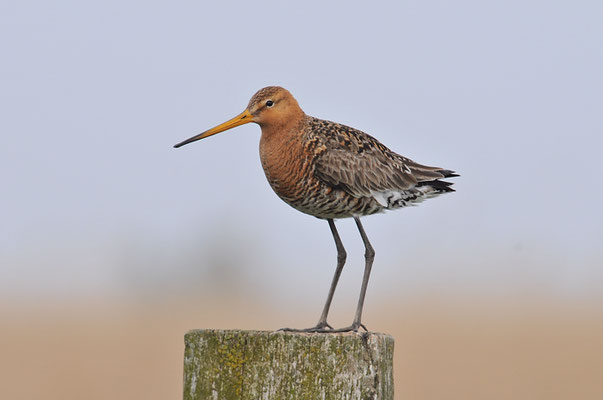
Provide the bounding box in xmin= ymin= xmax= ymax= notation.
xmin=173 ymin=109 xmax=253 ymax=148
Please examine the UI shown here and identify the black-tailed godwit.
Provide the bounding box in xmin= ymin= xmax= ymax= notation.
xmin=174 ymin=86 xmax=458 ymax=332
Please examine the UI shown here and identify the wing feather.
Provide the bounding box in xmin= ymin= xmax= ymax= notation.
xmin=309 ymin=117 xmax=450 ymax=198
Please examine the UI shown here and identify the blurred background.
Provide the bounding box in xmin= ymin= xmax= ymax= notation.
xmin=1 ymin=1 xmax=602 ymax=399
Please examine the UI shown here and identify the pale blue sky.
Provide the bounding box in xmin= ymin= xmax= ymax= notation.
xmin=1 ymin=1 xmax=602 ymax=304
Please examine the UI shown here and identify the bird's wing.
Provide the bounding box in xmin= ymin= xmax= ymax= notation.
xmin=309 ymin=118 xmax=448 ymax=199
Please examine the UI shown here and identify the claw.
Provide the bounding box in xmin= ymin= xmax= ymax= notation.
xmin=324 ymin=322 xmax=368 ymax=333
xmin=279 ymin=321 xmax=368 ymax=334
xmin=278 ymin=321 xmax=334 ymax=333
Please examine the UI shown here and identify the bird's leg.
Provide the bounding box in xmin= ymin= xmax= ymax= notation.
xmin=351 ymin=217 xmax=375 ymax=330
xmin=279 ymin=218 xmax=347 ymax=333
xmin=314 ymin=219 xmax=347 ymax=329
xmin=327 ymin=217 xmax=374 ymax=333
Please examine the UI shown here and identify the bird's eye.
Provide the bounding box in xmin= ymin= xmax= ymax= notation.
xmin=266 ymin=100 xmax=274 ymax=107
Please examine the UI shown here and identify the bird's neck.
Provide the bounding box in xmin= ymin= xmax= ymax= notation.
xmin=258 ymin=107 xmax=306 ymax=140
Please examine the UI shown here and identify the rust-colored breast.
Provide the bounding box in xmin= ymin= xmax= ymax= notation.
xmin=259 ymin=120 xmax=315 ymax=206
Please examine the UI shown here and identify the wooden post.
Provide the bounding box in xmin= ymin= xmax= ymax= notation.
xmin=183 ymin=329 xmax=394 ymax=400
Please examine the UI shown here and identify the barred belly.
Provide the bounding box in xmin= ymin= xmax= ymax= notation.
xmin=273 ymin=179 xmax=385 ymax=219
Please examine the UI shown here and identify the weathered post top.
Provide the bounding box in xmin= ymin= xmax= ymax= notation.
xmin=183 ymin=329 xmax=394 ymax=400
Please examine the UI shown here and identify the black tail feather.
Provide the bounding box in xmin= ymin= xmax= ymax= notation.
xmin=417 ymin=169 xmax=459 ymax=193
xmin=437 ymin=169 xmax=460 ymax=178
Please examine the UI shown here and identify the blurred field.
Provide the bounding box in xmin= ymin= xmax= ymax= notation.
xmin=2 ymin=1 xmax=602 ymax=399
xmin=2 ymin=296 xmax=602 ymax=400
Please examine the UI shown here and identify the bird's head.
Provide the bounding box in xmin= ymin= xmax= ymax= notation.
xmin=174 ymin=86 xmax=303 ymax=148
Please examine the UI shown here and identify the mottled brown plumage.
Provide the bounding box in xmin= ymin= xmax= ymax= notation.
xmin=174 ymin=86 xmax=458 ymax=332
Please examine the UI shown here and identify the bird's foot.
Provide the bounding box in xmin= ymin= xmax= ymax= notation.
xmin=278 ymin=321 xmax=368 ymax=333
xmin=278 ymin=321 xmax=334 ymax=333
xmin=325 ymin=322 xmax=368 ymax=333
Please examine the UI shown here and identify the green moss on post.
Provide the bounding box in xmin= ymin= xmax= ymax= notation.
xmin=183 ymin=329 xmax=394 ymax=400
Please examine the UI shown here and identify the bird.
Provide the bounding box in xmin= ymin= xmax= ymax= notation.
xmin=174 ymin=86 xmax=458 ymax=333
